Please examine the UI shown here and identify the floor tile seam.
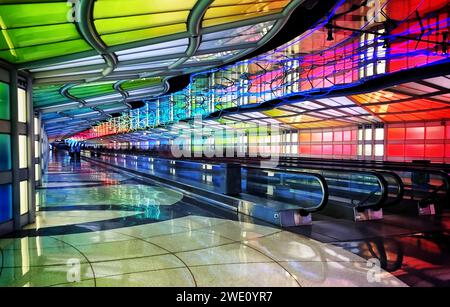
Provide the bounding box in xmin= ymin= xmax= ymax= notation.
xmin=239 ymin=242 xmax=303 ymax=287
xmin=104 ymin=232 xmax=199 ymax=287
xmin=49 ymin=236 xmax=98 ymax=287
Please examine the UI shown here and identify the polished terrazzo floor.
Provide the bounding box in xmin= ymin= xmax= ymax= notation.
xmin=0 ymin=153 xmax=407 ymax=287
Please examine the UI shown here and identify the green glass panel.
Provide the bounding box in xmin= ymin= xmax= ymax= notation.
xmin=0 ymin=40 xmax=92 ymax=63
xmin=101 ymin=23 xmax=186 ymax=46
xmin=0 ymin=3 xmax=71 ymax=28
xmin=33 ymin=85 xmax=72 ymax=108
xmin=121 ymin=78 xmax=162 ymax=91
xmin=97 ymin=102 xmax=123 ymax=110
xmin=68 ymin=82 xmax=116 ymax=99
xmin=0 ymin=81 xmax=10 ymax=120
xmin=0 ymin=24 xmax=81 ymax=50
xmin=94 ymin=11 xmax=189 ymax=35
xmin=0 ymin=133 xmax=11 ymax=171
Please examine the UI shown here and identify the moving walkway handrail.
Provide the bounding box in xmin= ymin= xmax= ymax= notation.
xmin=275 ymin=157 xmax=449 ymax=203
xmin=90 ymin=150 xmax=387 ymax=211
xmin=86 ymin=150 xmax=330 ymax=214
xmin=242 ymin=164 xmax=329 ymax=214
xmin=374 ymin=170 xmax=404 ymax=207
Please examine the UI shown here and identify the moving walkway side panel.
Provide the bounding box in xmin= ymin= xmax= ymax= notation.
xmin=81 ymin=151 xmax=330 ymax=227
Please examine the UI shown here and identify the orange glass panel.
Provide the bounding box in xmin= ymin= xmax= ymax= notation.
xmin=299 ymin=132 xmax=311 ymax=142
xmin=387 ymin=127 xmax=405 ymax=140
xmin=311 ymin=132 xmax=322 ymax=142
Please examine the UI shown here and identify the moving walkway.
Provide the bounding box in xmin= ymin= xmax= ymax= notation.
xmin=82 ymin=150 xmax=405 ymax=224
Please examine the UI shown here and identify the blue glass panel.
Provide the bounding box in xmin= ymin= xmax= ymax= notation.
xmin=0 ymin=184 xmax=12 ymax=223
xmin=0 ymin=134 xmax=11 ymax=171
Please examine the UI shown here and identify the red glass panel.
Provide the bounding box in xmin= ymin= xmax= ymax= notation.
xmin=445 ymin=144 xmax=450 ymax=158
xmin=405 ymin=144 xmax=425 ymax=157
xmin=387 ymin=144 xmax=405 ymax=157
xmin=334 ymin=131 xmax=343 ymax=142
xmin=323 ymin=145 xmax=332 ymax=155
xmin=299 ymin=145 xmax=311 ymax=154
xmin=405 ymin=127 xmax=425 ymax=140
xmin=425 ymin=144 xmax=445 ymax=158
xmin=426 ymin=126 xmax=445 ymax=140
xmin=311 ymin=145 xmax=322 ymax=155
xmin=343 ymin=144 xmax=351 ymax=155
xmin=333 ymin=144 xmax=342 ymax=155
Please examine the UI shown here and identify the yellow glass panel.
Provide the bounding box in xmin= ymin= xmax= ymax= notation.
xmin=20 ymin=180 xmax=28 ymax=215
xmin=206 ymin=1 xmax=288 ymax=18
xmin=94 ymin=11 xmax=189 ymax=35
xmin=263 ymin=109 xmax=295 ymax=117
xmin=101 ymin=24 xmax=186 ymax=46
xmin=292 ymin=120 xmax=349 ymax=129
xmin=203 ymin=10 xmax=282 ymax=27
xmin=94 ymin=0 xmax=197 ymax=19
xmin=18 ymin=88 xmax=27 ymax=123
xmin=19 ymin=135 xmax=27 ymax=169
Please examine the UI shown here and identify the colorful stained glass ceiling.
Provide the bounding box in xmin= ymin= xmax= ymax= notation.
xmin=18 ymin=0 xmax=449 ymax=139
xmin=0 ymin=0 xmax=302 ymax=136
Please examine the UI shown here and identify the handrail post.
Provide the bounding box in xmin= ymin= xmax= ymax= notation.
xmin=220 ymin=163 xmax=241 ymax=196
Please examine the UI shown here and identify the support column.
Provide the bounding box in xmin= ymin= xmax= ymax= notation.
xmin=27 ymin=75 xmax=36 ymax=224
xmin=10 ymin=69 xmax=20 ymax=230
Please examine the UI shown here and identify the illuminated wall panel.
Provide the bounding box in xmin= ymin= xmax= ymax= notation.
xmin=0 ymin=82 xmax=10 ymax=120
xmin=19 ymin=135 xmax=28 ymax=169
xmin=0 ymin=184 xmax=12 ymax=223
xmin=386 ymin=122 xmax=450 ymax=162
xmin=20 ymin=180 xmax=28 ymax=215
xmin=298 ymin=126 xmax=358 ymax=159
xmin=0 ymin=134 xmax=11 ymax=171
xmin=17 ymin=88 xmax=27 ymax=123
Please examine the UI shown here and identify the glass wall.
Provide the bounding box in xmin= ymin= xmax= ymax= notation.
xmin=0 ymin=68 xmax=36 ymax=235
xmin=0 ymin=82 xmax=10 ymax=120
xmin=0 ymin=184 xmax=12 ymax=223
xmin=0 ymin=134 xmax=11 ymax=171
